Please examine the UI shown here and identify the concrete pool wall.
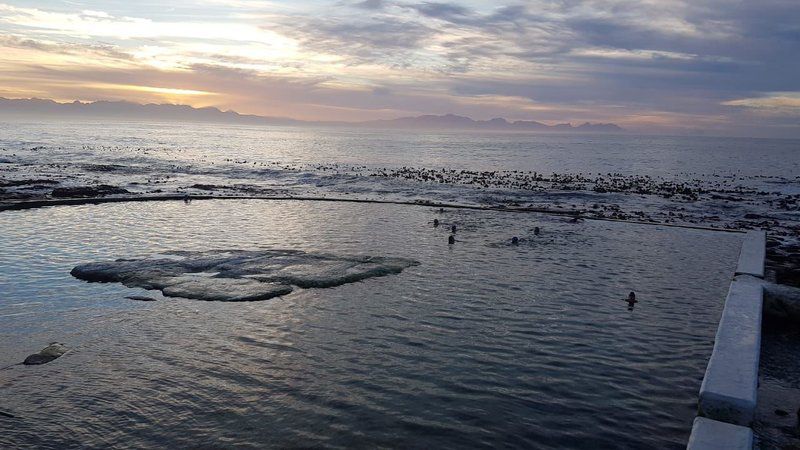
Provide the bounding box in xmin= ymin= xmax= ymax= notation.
xmin=688 ymin=230 xmax=766 ymax=450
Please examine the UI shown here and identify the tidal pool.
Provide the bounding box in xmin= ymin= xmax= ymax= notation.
xmin=0 ymin=199 xmax=741 ymax=448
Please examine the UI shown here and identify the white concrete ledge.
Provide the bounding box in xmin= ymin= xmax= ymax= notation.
xmin=687 ymin=417 xmax=753 ymax=450
xmin=698 ymin=278 xmax=763 ymax=426
xmin=735 ymin=230 xmax=766 ymax=278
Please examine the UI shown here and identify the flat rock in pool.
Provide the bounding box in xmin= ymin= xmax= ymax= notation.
xmin=71 ymin=249 xmax=419 ymax=302
xmin=162 ymin=277 xmax=293 ymax=302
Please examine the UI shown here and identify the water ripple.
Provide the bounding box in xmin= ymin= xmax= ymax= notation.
xmin=0 ymin=200 xmax=740 ymax=448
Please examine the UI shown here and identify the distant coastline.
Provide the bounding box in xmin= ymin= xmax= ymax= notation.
xmin=0 ymin=97 xmax=623 ymax=133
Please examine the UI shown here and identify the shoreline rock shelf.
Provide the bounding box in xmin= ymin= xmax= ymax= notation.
xmin=71 ymin=249 xmax=419 ymax=301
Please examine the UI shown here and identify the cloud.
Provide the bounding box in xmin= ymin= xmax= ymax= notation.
xmin=0 ymin=0 xmax=798 ymax=136
xmin=353 ymin=0 xmax=387 ymax=10
xmin=0 ymin=3 xmax=292 ymax=44
xmin=722 ymin=93 xmax=800 ymax=115
xmin=408 ymin=2 xmax=470 ymax=21
xmin=0 ymin=34 xmax=134 ymax=61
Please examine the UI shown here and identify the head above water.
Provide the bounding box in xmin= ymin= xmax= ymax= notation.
xmin=433 ymin=219 xmax=439 ymax=227
xmin=511 ymin=237 xmax=519 ymax=245
xmin=448 ymin=235 xmax=455 ymax=244
xmin=451 ymin=225 xmax=457 ymax=233
xmin=628 ymin=292 xmax=636 ymax=301
xmin=534 ymin=227 xmax=540 ymax=235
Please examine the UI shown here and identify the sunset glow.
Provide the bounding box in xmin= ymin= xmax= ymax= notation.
xmin=1 ymin=1 xmax=798 ymax=136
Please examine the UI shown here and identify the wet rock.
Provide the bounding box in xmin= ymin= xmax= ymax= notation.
xmin=81 ymin=164 xmax=128 ymax=173
xmin=51 ymin=185 xmax=129 ymax=198
xmin=0 ymin=179 xmax=59 ymax=188
xmin=162 ymin=277 xmax=293 ymax=301
xmin=125 ymin=295 xmax=157 ymax=302
xmin=189 ymin=184 xmax=220 ymax=190
xmin=23 ymin=343 xmax=68 ymax=365
xmin=72 ymin=250 xmax=419 ymax=302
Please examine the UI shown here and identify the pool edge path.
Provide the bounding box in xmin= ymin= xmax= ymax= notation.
xmin=690 ymin=230 xmax=766 ymax=449
xmin=687 ymin=417 xmax=754 ymax=450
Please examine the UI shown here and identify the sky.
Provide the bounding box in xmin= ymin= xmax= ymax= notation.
xmin=0 ymin=0 xmax=799 ymax=137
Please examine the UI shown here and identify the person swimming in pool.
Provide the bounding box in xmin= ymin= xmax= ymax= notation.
xmin=433 ymin=218 xmax=440 ymax=227
xmin=624 ymin=292 xmax=637 ymax=310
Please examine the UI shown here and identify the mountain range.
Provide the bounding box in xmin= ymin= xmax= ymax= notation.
xmin=0 ymin=98 xmax=624 ymax=133
xmin=363 ymin=113 xmax=623 ymax=132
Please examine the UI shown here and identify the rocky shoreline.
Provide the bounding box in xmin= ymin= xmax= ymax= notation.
xmin=2 ymin=167 xmax=797 ymax=287
xmin=1 ymin=139 xmax=798 ymax=286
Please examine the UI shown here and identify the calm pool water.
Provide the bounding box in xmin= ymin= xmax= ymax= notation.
xmin=0 ymin=199 xmax=741 ymax=448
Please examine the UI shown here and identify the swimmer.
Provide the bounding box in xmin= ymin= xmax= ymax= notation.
xmin=511 ymin=237 xmax=519 ymax=245
xmin=534 ymin=227 xmax=540 ymax=235
xmin=448 ymin=235 xmax=455 ymax=245
xmin=433 ymin=218 xmax=440 ymax=227
xmin=451 ymin=224 xmax=457 ymax=233
xmin=624 ymin=292 xmax=638 ymax=309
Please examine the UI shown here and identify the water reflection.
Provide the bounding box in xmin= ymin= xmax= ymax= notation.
xmin=0 ymin=200 xmax=741 ymax=448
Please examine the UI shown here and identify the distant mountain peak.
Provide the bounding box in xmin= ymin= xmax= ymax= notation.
xmin=0 ymin=98 xmax=624 ymax=132
xmin=363 ymin=113 xmax=623 ymax=132
xmin=0 ymin=97 xmax=302 ymax=126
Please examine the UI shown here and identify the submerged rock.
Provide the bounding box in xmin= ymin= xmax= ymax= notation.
xmin=71 ymin=250 xmax=419 ymax=302
xmin=23 ymin=343 xmax=68 ymax=365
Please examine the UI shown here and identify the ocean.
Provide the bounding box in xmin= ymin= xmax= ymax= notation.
xmin=0 ymin=120 xmax=798 ymax=448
